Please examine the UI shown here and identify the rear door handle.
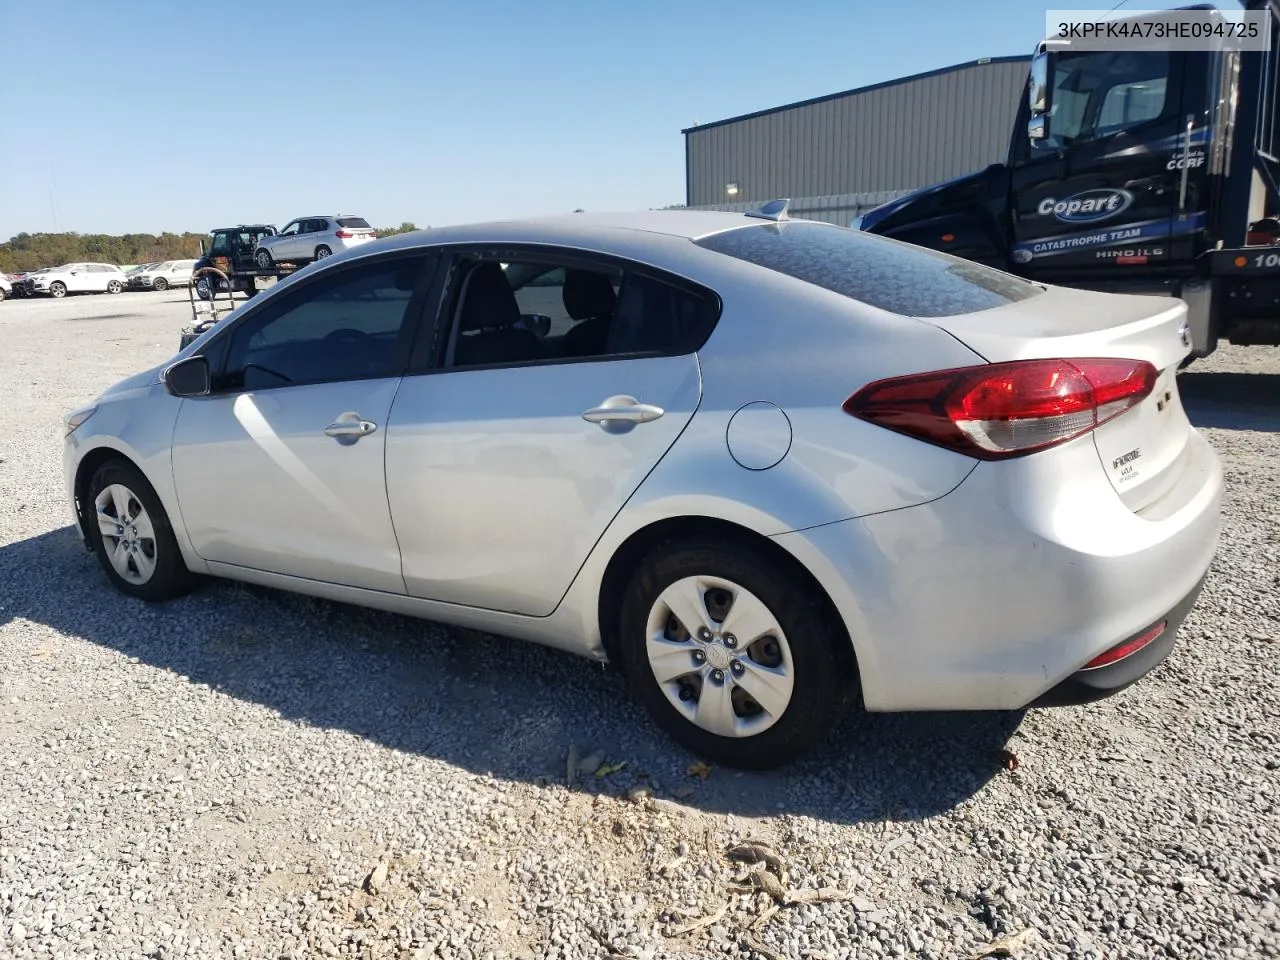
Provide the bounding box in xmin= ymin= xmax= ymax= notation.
xmin=324 ymin=411 xmax=378 ymax=443
xmin=582 ymin=395 xmax=665 ymax=432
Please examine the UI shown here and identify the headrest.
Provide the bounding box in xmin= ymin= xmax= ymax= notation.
xmin=563 ymin=269 xmax=617 ymax=321
xmin=458 ymin=262 xmax=522 ymax=332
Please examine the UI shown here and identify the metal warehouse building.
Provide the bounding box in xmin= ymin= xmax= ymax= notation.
xmin=684 ymin=56 xmax=1030 ymax=225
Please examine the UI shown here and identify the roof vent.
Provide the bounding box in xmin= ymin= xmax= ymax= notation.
xmin=745 ymin=199 xmax=790 ymax=222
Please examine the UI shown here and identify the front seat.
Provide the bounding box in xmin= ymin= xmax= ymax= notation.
xmin=453 ymin=262 xmax=541 ymax=366
xmin=561 ymin=269 xmax=617 ymax=357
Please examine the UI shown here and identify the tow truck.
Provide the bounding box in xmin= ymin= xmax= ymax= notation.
xmin=858 ymin=1 xmax=1280 ymax=362
xmin=192 ymin=224 xmax=303 ymax=301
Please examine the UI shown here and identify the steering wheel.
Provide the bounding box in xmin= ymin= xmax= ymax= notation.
xmin=323 ymin=328 xmax=372 ymax=347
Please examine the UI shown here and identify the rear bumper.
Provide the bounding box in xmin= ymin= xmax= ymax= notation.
xmin=772 ymin=428 xmax=1222 ymax=712
xmin=1029 ymin=572 xmax=1205 ymax=707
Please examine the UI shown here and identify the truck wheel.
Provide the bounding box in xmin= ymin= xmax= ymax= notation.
xmin=50 ymin=281 xmax=67 ymax=298
xmin=255 ymin=249 xmax=273 ymax=270
xmin=314 ymin=245 xmax=332 ymax=260
xmin=153 ymin=277 xmax=168 ymax=292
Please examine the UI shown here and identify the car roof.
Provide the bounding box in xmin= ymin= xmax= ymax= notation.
xmin=368 ymin=209 xmax=809 ymax=254
xmin=211 ymin=225 xmax=274 ymax=231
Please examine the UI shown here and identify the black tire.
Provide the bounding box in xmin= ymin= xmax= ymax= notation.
xmin=314 ymin=244 xmax=332 ymax=260
xmin=107 ymin=280 xmax=122 ymax=294
xmin=617 ymin=538 xmax=851 ymax=770
xmin=0 ymin=287 xmax=6 ymax=303
xmin=50 ymin=281 xmax=67 ymax=298
xmin=255 ymin=248 xmax=273 ymax=270
xmin=86 ymin=458 xmax=195 ymax=602
xmin=195 ymin=277 xmax=211 ymax=301
xmin=153 ymin=277 xmax=168 ymax=292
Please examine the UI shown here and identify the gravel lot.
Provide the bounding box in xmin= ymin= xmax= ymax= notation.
xmin=1 ymin=290 xmax=1278 ymax=960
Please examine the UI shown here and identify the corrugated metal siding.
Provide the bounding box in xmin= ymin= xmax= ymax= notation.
xmin=685 ymin=59 xmax=1030 ymax=207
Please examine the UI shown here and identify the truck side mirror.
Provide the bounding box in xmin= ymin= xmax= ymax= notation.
xmin=1027 ymin=51 xmax=1053 ymax=144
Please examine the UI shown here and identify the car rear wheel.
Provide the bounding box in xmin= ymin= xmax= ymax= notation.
xmin=255 ymin=248 xmax=273 ymax=270
xmin=50 ymin=281 xmax=67 ymax=298
xmin=618 ymin=538 xmax=850 ymax=770
xmin=153 ymin=277 xmax=168 ymax=291
xmin=0 ymin=288 xmax=6 ymax=303
xmin=314 ymin=245 xmax=332 ymax=260
xmin=107 ymin=280 xmax=122 ymax=294
xmin=86 ymin=458 xmax=194 ymax=601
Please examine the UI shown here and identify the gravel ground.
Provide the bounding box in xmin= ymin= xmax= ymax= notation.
xmin=1 ymin=290 xmax=1278 ymax=960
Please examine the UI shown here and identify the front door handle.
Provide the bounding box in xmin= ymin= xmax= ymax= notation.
xmin=324 ymin=411 xmax=378 ymax=443
xmin=582 ymin=395 xmax=665 ymax=433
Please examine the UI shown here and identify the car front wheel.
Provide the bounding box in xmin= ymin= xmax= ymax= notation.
xmin=618 ymin=538 xmax=850 ymax=770
xmin=153 ymin=277 xmax=168 ymax=291
xmin=50 ymin=281 xmax=67 ymax=298
xmin=255 ymin=249 xmax=273 ymax=269
xmin=86 ymin=458 xmax=194 ymax=601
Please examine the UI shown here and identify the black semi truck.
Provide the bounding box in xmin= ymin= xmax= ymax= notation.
xmin=858 ymin=1 xmax=1279 ymax=362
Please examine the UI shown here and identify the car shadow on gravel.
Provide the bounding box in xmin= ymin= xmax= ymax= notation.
xmin=1 ymin=526 xmax=1025 ymax=826
xmin=1179 ymin=370 xmax=1280 ymax=432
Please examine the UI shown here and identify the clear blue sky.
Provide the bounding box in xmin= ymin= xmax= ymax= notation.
xmin=0 ymin=0 xmax=1187 ymax=240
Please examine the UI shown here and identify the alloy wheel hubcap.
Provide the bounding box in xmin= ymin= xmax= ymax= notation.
xmin=94 ymin=483 xmax=158 ymax=585
xmin=645 ymin=575 xmax=795 ymax=739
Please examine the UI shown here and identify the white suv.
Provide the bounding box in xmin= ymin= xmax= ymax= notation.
xmin=252 ymin=215 xmax=377 ymax=268
xmin=134 ymin=259 xmax=197 ymax=291
xmin=29 ymin=263 xmax=126 ymax=298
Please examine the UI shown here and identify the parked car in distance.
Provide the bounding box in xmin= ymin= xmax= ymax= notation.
xmin=252 ymin=215 xmax=377 ymax=268
xmin=29 ymin=263 xmax=126 ymax=297
xmin=126 ymin=263 xmax=162 ymax=288
xmin=133 ymin=259 xmax=197 ymax=291
xmin=61 ymin=207 xmax=1222 ymax=769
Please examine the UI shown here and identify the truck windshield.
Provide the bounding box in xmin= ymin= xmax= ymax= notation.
xmin=696 ymin=222 xmax=1043 ymax=318
xmin=1041 ymin=50 xmax=1171 ymax=149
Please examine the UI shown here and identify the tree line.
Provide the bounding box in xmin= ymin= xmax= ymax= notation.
xmin=0 ymin=222 xmax=422 ymax=274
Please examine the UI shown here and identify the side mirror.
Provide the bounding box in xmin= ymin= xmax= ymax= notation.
xmin=1027 ymin=50 xmax=1053 ymax=145
xmin=163 ymin=355 xmax=211 ymax=397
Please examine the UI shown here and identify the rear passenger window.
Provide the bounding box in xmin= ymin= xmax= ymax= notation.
xmin=442 ymin=256 xmax=721 ymax=369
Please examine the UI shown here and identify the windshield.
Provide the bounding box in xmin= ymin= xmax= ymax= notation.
xmin=696 ymin=222 xmax=1043 ymax=317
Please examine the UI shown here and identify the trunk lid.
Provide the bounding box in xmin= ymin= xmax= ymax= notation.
xmin=920 ymin=284 xmax=1194 ymax=513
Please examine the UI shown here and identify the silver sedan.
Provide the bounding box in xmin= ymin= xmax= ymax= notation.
xmin=61 ymin=206 xmax=1223 ymax=769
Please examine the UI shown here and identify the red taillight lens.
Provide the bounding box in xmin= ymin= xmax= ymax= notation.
xmin=844 ymin=358 xmax=1157 ymax=459
xmin=1082 ymin=621 xmax=1166 ymax=670
xmin=335 ymin=229 xmax=353 ymax=239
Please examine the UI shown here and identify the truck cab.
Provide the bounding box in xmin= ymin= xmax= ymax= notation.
xmin=860 ymin=2 xmax=1280 ymax=358
xmin=194 ymin=224 xmax=278 ymax=299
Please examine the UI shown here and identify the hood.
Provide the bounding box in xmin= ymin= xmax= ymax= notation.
xmin=858 ymin=165 xmax=1006 ymax=234
xmin=100 ymin=363 xmax=166 ymax=399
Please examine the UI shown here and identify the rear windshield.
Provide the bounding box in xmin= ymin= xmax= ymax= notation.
xmin=337 ymin=217 xmax=372 ymax=229
xmin=695 ymin=221 xmax=1042 ymax=317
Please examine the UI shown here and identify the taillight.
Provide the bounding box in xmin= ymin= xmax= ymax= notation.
xmin=335 ymin=229 xmax=353 ymax=239
xmin=844 ymin=358 xmax=1157 ymax=459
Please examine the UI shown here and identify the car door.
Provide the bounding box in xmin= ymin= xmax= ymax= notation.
xmin=1008 ymin=48 xmax=1190 ymax=280
xmin=271 ymin=220 xmax=302 ymax=260
xmin=170 ymin=251 xmax=435 ymax=593
xmin=385 ymin=248 xmax=719 ymax=617
xmin=303 ymin=218 xmax=329 ymax=258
